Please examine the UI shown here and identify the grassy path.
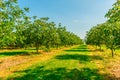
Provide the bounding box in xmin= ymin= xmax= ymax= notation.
xmin=0 ymin=45 xmax=120 ymax=80
xmin=0 ymin=46 xmax=76 ymax=79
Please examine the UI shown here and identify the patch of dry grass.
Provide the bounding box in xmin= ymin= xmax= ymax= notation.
xmin=0 ymin=45 xmax=120 ymax=80
xmin=87 ymin=45 xmax=120 ymax=80
xmin=0 ymin=46 xmax=76 ymax=79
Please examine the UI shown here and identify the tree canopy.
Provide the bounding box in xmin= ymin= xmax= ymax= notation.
xmin=0 ymin=0 xmax=83 ymax=53
xmin=86 ymin=0 xmax=120 ymax=57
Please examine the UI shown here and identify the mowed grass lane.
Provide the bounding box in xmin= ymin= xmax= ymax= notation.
xmin=0 ymin=45 xmax=120 ymax=80
xmin=6 ymin=45 xmax=105 ymax=80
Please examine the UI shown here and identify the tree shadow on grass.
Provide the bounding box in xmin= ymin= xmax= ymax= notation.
xmin=0 ymin=51 xmax=30 ymax=56
xmin=72 ymin=45 xmax=88 ymax=49
xmin=55 ymin=54 xmax=103 ymax=63
xmin=65 ymin=45 xmax=90 ymax=52
xmin=65 ymin=45 xmax=104 ymax=52
xmin=7 ymin=66 xmax=104 ymax=80
xmin=64 ymin=49 xmax=90 ymax=52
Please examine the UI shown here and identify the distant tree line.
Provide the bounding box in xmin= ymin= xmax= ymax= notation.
xmin=85 ymin=0 xmax=120 ymax=57
xmin=0 ymin=0 xmax=83 ymax=53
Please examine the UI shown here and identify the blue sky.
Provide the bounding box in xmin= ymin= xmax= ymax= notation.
xmin=18 ymin=0 xmax=115 ymax=39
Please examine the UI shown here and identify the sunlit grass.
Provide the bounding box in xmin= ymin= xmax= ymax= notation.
xmin=6 ymin=45 xmax=104 ymax=80
xmin=0 ymin=45 xmax=120 ymax=80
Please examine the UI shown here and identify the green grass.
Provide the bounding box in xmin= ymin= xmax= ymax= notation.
xmin=0 ymin=49 xmax=37 ymax=58
xmin=6 ymin=45 xmax=105 ymax=80
xmin=0 ymin=51 xmax=29 ymax=57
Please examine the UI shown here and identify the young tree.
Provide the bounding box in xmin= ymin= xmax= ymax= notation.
xmin=42 ymin=22 xmax=61 ymax=49
xmin=86 ymin=22 xmax=120 ymax=57
xmin=103 ymin=22 xmax=120 ymax=57
xmin=85 ymin=24 xmax=105 ymax=50
xmin=0 ymin=0 xmax=29 ymax=48
xmin=105 ymin=0 xmax=120 ymax=57
xmin=57 ymin=23 xmax=82 ymax=46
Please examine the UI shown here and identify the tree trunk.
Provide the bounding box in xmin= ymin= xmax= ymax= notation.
xmin=36 ymin=43 xmax=39 ymax=54
xmin=111 ymin=49 xmax=114 ymax=57
xmin=99 ymin=45 xmax=101 ymax=50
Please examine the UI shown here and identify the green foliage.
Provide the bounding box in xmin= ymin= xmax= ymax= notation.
xmin=86 ymin=0 xmax=120 ymax=57
xmin=0 ymin=0 xmax=83 ymax=52
xmin=57 ymin=24 xmax=83 ymax=46
xmin=23 ymin=19 xmax=82 ymax=53
xmin=105 ymin=0 xmax=120 ymax=22
xmin=85 ymin=24 xmax=105 ymax=49
xmin=0 ymin=0 xmax=29 ymax=48
xmin=86 ymin=22 xmax=120 ymax=57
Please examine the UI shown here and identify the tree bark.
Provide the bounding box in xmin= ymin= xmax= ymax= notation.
xmin=99 ymin=45 xmax=101 ymax=50
xmin=111 ymin=49 xmax=114 ymax=57
xmin=36 ymin=43 xmax=39 ymax=54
